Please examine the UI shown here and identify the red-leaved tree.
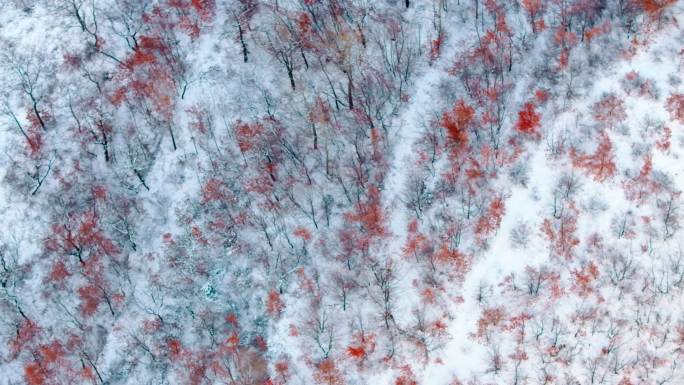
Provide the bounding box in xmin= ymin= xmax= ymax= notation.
xmin=570 ymin=133 xmax=617 ymax=182
xmin=515 ymin=102 xmax=541 ymax=138
xmin=441 ymin=99 xmax=475 ymax=151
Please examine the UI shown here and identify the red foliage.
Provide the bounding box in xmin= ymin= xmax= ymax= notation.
xmin=623 ymin=154 xmax=661 ymax=202
xmin=476 ymin=307 xmax=506 ymax=339
xmin=344 ymin=186 xmax=386 ymax=237
xmin=191 ymin=226 xmax=208 ymax=245
xmin=226 ymin=331 xmax=240 ymax=353
xmin=225 ymin=312 xmax=239 ymax=327
xmin=24 ymin=109 xmax=45 ymax=157
xmin=254 ymin=335 xmax=268 ymax=351
xmin=505 ymin=313 xmax=533 ymax=333
xmin=346 ymin=332 xmax=375 ymax=362
xmin=297 ymin=12 xmax=312 ymax=38
xmin=234 ymin=120 xmax=266 ymax=153
xmin=313 ymin=359 xmax=345 ymax=385
xmin=535 ymin=89 xmax=549 ymax=104
xmin=78 ymin=284 xmax=102 ymax=316
xmin=245 ymin=172 xmax=276 ymax=198
xmin=142 ymin=318 xmax=163 ymax=333
xmin=126 ymin=46 xmax=157 ymax=68
xmin=461 ymin=24 xmax=511 ymax=78
xmin=515 ymin=102 xmax=541 ymax=137
xmin=78 ymin=211 xmax=118 ymax=255
xmin=114 ymin=11 xmax=187 ymax=121
xmin=542 ymin=204 xmax=580 ymax=260
xmin=441 ymin=99 xmax=474 ymax=150
xmin=274 ymin=359 xmax=290 ymax=381
xmin=431 ymin=318 xmax=448 ymax=336
xmin=187 ymin=360 xmax=208 ymax=385
xmin=201 ymin=178 xmax=229 ymax=203
xmin=296 ymin=10 xmax=320 ymax=51
xmin=168 ymin=338 xmax=184 ymax=361
xmin=81 ymin=367 xmax=95 ymax=381
xmin=638 ymin=0 xmax=677 ymax=15
xmin=165 ymin=0 xmax=215 ymax=37
xmin=266 ymin=290 xmax=285 ymax=316
xmin=421 ymin=287 xmax=436 ymax=304
xmin=21 ymin=340 xmax=75 ymax=383
xmin=621 ymin=71 xmax=656 ymax=98
xmin=554 ymin=27 xmax=578 ymax=47
xmin=509 ymin=347 xmax=529 ymax=362
xmin=475 ymin=196 xmax=506 ymax=237
xmin=572 ymin=261 xmax=599 ymax=297
xmin=403 ymin=220 xmax=427 ymax=259
xmin=656 ymin=126 xmax=672 ymax=151
xmin=394 ymin=365 xmax=418 ymax=385
xmin=186 ymin=105 xmax=210 ymax=134
xmin=523 ymin=266 xmax=564 ymax=298
xmin=593 ymin=94 xmax=626 ymax=128
xmin=309 ymin=96 xmax=332 ymax=126
xmin=10 ymin=319 xmax=41 ymax=356
xmin=584 ymin=21 xmax=611 ymax=43
xmin=24 ymin=362 xmax=48 ymax=385
xmin=45 ymin=211 xmax=120 ymax=267
xmin=522 ymin=0 xmax=542 ymax=17
xmin=666 ymin=93 xmax=684 ymax=123
xmin=91 ymin=185 xmax=107 ymax=201
xmin=433 ymin=244 xmax=470 ymax=280
xmin=570 ymin=133 xmax=617 ymax=182
xmin=47 ymin=261 xmax=71 ymax=282
xmin=559 ymin=48 xmax=570 ymax=69
xmin=346 ymin=345 xmax=365 ymax=359
xmin=191 ymin=0 xmax=216 ymax=22
xmin=289 ymin=324 xmax=299 ymax=337
xmin=110 ymin=88 xmax=126 ymax=106
xmin=522 ymin=0 xmax=543 ymax=32
xmin=293 ymin=226 xmax=312 ymax=241
xmin=429 ymin=33 xmax=444 ymax=63
xmin=298 ymin=268 xmax=318 ymax=295
xmin=38 ymin=340 xmax=64 ymax=364
xmin=62 ymin=52 xmax=82 ymax=69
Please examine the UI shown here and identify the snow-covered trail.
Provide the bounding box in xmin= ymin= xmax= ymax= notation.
xmin=382 ymin=13 xmax=472 ymax=259
xmin=383 ymin=66 xmax=440 ymax=254
xmin=379 ymin=31 xmax=468 ymax=331
xmin=379 ymin=31 xmax=497 ymax=382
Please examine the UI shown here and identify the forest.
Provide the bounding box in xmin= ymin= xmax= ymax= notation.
xmin=0 ymin=0 xmax=683 ymax=384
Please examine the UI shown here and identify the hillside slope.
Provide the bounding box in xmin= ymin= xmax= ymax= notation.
xmin=0 ymin=1 xmax=683 ymax=385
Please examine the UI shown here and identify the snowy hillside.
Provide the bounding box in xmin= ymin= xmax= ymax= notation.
xmin=1 ymin=1 xmax=683 ymax=384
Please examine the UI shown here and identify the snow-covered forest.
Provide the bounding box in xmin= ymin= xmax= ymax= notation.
xmin=1 ymin=0 xmax=683 ymax=384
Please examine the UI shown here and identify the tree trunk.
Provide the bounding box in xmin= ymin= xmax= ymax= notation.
xmin=168 ymin=125 xmax=177 ymax=151
xmin=237 ymin=19 xmax=249 ymax=62
xmin=346 ymin=69 xmax=353 ymax=110
xmin=288 ymin=66 xmax=295 ymax=90
xmin=32 ymin=100 xmax=47 ymax=131
xmin=312 ymin=123 xmax=318 ymax=150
